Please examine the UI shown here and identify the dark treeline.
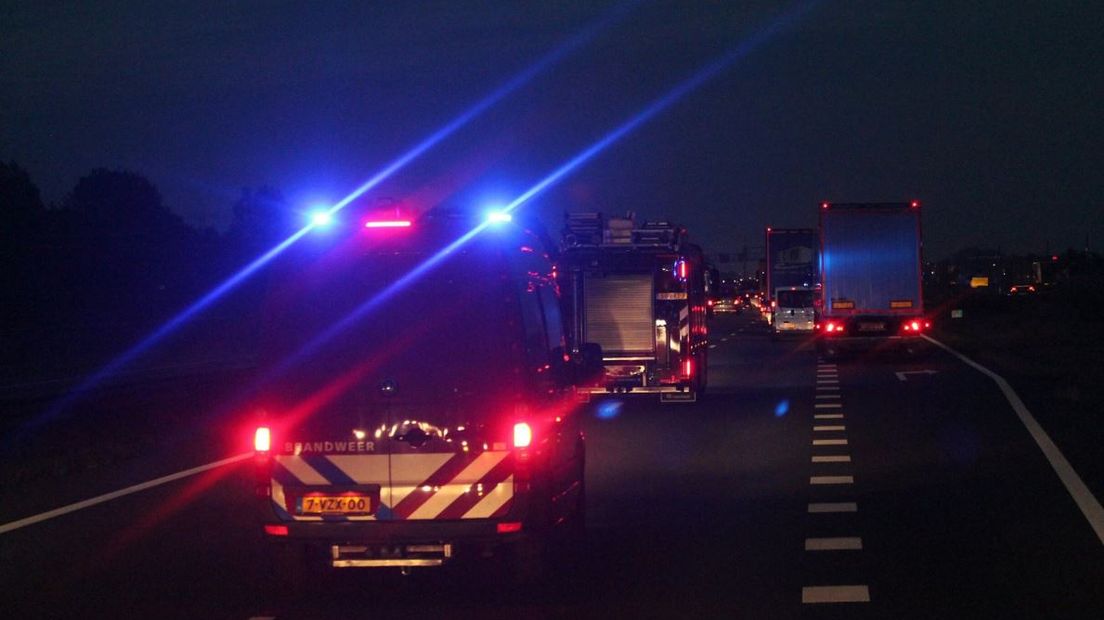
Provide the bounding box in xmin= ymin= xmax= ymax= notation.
xmin=1 ymin=162 xmax=293 ymax=383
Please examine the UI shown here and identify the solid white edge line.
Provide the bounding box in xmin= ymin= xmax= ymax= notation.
xmin=924 ymin=335 xmax=1104 ymax=546
xmin=0 ymin=452 xmax=252 ymax=535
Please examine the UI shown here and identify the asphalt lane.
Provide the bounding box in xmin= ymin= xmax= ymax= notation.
xmin=2 ymin=310 xmax=1102 ymax=618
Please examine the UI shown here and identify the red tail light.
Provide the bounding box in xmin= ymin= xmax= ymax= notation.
xmin=254 ymin=426 xmax=271 ymax=452
xmin=513 ymin=422 xmax=532 ymax=449
xmin=497 ymin=521 xmax=523 ymax=534
xmin=683 ymin=358 xmax=693 ymax=378
xmin=264 ymin=524 xmax=288 ymax=536
xmin=823 ymin=321 xmax=843 ymax=333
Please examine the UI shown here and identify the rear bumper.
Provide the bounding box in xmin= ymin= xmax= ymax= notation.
xmin=576 ymin=384 xmax=692 ymax=395
xmin=817 ymin=335 xmax=924 ymax=351
xmin=268 ymin=517 xmax=510 ymax=544
xmin=261 ymin=512 xmax=528 ymax=568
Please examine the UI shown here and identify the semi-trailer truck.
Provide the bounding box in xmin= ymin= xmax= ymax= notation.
xmin=816 ymin=202 xmax=928 ymax=357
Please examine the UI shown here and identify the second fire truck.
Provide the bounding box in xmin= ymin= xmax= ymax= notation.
xmin=559 ymin=212 xmax=708 ymax=403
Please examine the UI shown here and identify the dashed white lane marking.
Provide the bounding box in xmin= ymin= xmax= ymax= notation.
xmin=805 ymin=537 xmax=863 ymax=551
xmin=812 ymin=455 xmax=851 ymax=463
xmin=0 ymin=453 xmax=252 ymax=535
xmin=721 ymin=337 xmax=729 ymax=342
xmin=248 ymin=617 xmax=277 ymax=620
xmin=817 ymin=380 xmax=839 ymax=385
xmin=814 ymin=425 xmax=846 ymax=432
xmin=816 ymin=385 xmax=839 ymax=391
xmin=925 ymin=335 xmax=1104 ymax=546
xmin=815 ymin=394 xmax=841 ymax=399
xmin=813 ymin=438 xmax=848 ymax=446
xmin=802 ymin=585 xmax=870 ymax=604
xmin=814 ymin=413 xmax=844 ymax=419
xmin=808 ymin=502 xmax=858 ymax=513
xmin=816 ymin=372 xmax=838 ymax=377
xmin=709 ymin=344 xmax=718 ymax=349
xmin=811 ymin=475 xmax=854 ymax=485
xmin=814 ymin=403 xmax=842 ymax=409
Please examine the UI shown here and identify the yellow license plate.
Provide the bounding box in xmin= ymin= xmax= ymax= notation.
xmin=299 ymin=495 xmax=372 ymax=515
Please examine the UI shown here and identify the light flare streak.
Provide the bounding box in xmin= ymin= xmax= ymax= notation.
xmin=19 ymin=2 xmax=636 ymax=436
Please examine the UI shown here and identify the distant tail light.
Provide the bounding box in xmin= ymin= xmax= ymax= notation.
xmin=254 ymin=426 xmax=271 ymax=452
xmin=513 ymin=422 xmax=532 ymax=449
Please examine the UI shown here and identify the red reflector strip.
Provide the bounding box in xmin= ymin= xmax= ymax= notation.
xmin=496 ymin=521 xmax=522 ymax=534
xmin=264 ymin=524 xmax=288 ymax=536
xmin=365 ymin=220 xmax=412 ymax=228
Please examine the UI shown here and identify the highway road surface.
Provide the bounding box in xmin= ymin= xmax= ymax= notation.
xmin=2 ymin=311 xmax=1102 ymax=618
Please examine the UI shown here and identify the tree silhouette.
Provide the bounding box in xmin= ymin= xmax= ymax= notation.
xmin=62 ymin=168 xmax=184 ymax=237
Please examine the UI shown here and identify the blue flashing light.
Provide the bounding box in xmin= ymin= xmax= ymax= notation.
xmin=309 ymin=210 xmax=334 ymax=228
xmin=774 ymin=399 xmax=790 ymax=417
xmin=486 ymin=210 xmax=512 ymax=224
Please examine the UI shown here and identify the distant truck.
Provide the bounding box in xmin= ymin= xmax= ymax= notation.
xmin=560 ymin=212 xmax=708 ymax=402
xmin=765 ymin=228 xmax=818 ymax=335
xmin=816 ymin=202 xmax=928 ymax=357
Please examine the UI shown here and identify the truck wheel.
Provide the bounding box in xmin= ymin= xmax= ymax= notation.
xmin=270 ymin=542 xmax=316 ymax=598
xmin=693 ymin=351 xmax=708 ymax=396
xmin=505 ymin=535 xmax=549 ymax=587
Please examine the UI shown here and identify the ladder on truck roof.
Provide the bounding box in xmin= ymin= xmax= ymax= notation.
xmin=563 ymin=211 xmax=687 ymax=251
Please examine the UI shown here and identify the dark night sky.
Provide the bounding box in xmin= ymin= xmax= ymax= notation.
xmin=2 ymin=0 xmax=1102 ymax=259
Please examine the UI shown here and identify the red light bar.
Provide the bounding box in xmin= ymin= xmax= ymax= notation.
xmin=364 ymin=220 xmax=412 ymax=228
xmin=264 ymin=524 xmax=288 ymax=536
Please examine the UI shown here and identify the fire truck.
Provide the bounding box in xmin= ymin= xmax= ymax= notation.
xmin=559 ymin=212 xmax=708 ymax=403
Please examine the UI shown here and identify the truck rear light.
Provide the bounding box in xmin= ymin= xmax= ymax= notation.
xmin=254 ymin=426 xmax=271 ymax=452
xmin=823 ymin=321 xmax=843 ymax=334
xmin=683 ymin=358 xmax=693 ymax=378
xmin=513 ymin=422 xmax=532 ymax=449
xmin=496 ymin=521 xmax=523 ymax=534
xmin=264 ymin=524 xmax=288 ymax=536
